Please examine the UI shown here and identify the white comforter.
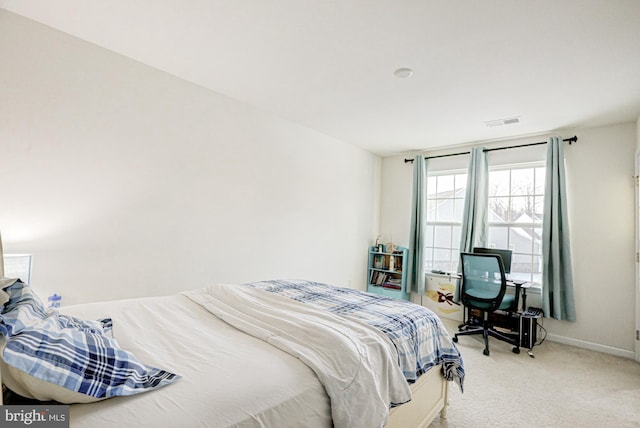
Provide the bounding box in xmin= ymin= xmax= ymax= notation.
xmin=183 ymin=284 xmax=411 ymax=428
xmin=61 ymin=294 xmax=332 ymax=428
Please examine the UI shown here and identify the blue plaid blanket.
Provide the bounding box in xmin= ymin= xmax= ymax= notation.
xmin=0 ymin=280 xmax=179 ymax=401
xmin=246 ymin=279 xmax=464 ymax=389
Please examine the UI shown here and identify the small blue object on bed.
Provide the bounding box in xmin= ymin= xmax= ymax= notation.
xmin=0 ymin=279 xmax=180 ymax=403
xmin=246 ymin=279 xmax=465 ymax=390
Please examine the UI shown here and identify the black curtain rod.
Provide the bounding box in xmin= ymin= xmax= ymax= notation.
xmin=404 ymin=135 xmax=578 ymax=163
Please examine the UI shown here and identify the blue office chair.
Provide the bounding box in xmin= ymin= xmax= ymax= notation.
xmin=453 ymin=252 xmax=520 ymax=356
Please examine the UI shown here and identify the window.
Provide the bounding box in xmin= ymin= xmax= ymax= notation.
xmin=487 ymin=163 xmax=545 ymax=283
xmin=424 ymin=171 xmax=467 ymax=273
xmin=423 ymin=162 xmax=546 ymax=282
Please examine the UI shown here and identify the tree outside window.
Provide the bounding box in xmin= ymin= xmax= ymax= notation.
xmin=488 ymin=164 xmax=545 ymax=283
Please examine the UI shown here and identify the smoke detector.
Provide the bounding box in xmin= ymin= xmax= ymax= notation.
xmin=484 ymin=116 xmax=521 ymax=127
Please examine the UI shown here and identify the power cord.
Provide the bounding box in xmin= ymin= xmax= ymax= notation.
xmin=536 ymin=316 xmax=548 ymax=346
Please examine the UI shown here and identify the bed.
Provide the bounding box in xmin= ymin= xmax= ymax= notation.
xmin=0 ymin=278 xmax=464 ymax=428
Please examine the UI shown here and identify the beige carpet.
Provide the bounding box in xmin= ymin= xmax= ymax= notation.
xmin=429 ymin=318 xmax=640 ymax=428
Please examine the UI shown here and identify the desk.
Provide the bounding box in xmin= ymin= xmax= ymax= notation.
xmin=507 ymin=281 xmax=534 ymax=311
xmin=460 ymin=281 xmax=535 ymax=334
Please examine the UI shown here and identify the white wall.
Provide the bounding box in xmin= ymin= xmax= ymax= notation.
xmin=381 ymin=123 xmax=637 ymax=355
xmin=0 ymin=11 xmax=380 ymax=305
xmin=636 ymin=115 xmax=640 ymax=360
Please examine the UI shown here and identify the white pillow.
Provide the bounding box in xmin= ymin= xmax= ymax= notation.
xmin=1 ymin=355 xmax=105 ymax=404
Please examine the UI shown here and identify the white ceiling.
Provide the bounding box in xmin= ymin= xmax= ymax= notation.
xmin=2 ymin=1 xmax=640 ymax=156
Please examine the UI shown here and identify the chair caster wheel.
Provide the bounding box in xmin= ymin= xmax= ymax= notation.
xmin=483 ymin=349 xmax=490 ymax=356
xmin=512 ymin=347 xmax=520 ymax=354
xmin=452 ymin=336 xmax=458 ymax=343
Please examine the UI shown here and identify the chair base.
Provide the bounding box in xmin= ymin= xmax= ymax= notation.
xmin=453 ymin=323 xmax=520 ymax=356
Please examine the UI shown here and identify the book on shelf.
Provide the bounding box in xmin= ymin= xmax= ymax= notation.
xmin=375 ymin=273 xmax=387 ymax=285
xmin=370 ymin=270 xmax=390 ymax=286
xmin=373 ymin=253 xmax=386 ymax=269
xmin=383 ymin=277 xmax=402 ymax=290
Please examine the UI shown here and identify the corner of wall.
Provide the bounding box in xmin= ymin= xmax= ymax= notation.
xmin=372 ymin=155 xmax=383 ymax=244
xmin=636 ymin=114 xmax=640 ymax=152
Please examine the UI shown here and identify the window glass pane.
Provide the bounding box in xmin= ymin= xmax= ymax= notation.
xmin=425 ymin=224 xmax=435 ymax=247
xmin=510 ymin=196 xmax=534 ymax=223
xmin=454 ymin=173 xmax=468 ymax=191
xmin=532 ymin=255 xmax=542 ymax=275
xmin=441 ymin=258 xmax=457 ymax=272
xmin=511 ymin=253 xmax=533 ymax=280
xmin=434 ymin=226 xmax=452 ymax=248
xmin=488 ymin=226 xmax=508 ymax=249
xmin=509 ymin=227 xmax=534 ymax=253
xmin=453 ymin=198 xmax=466 ymax=221
xmin=535 ymin=167 xmax=545 ymax=194
xmin=452 ymin=225 xmax=461 ymax=248
xmin=435 ymin=200 xmax=454 ymax=221
xmin=438 ymin=175 xmax=454 ymax=194
xmin=433 ymin=249 xmax=451 ymax=271
xmin=489 ymin=170 xmax=510 ymax=196
xmin=534 ymin=196 xmax=544 ymax=220
xmin=533 ymin=227 xmax=543 ymax=254
xmin=427 ymin=200 xmax=437 ymax=221
xmin=511 ymin=168 xmax=534 ymax=196
xmin=427 ymin=176 xmax=438 ymax=198
xmin=424 ymin=247 xmax=434 ymax=270
xmin=488 ymin=197 xmax=509 ymax=222
xmin=510 ymin=272 xmax=530 ymax=282
xmin=529 ymin=254 xmax=542 ymax=283
xmin=451 ymin=250 xmax=460 ymax=272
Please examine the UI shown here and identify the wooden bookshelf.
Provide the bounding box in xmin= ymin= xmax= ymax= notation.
xmin=367 ymin=245 xmax=409 ymax=301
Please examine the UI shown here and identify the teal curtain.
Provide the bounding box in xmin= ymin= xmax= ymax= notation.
xmin=0 ymin=231 xmax=3 ymax=277
xmin=408 ymin=155 xmax=428 ymax=294
xmin=542 ymin=137 xmax=576 ymax=321
xmin=459 ymin=147 xmax=488 ymax=254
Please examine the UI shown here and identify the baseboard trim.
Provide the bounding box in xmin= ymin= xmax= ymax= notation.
xmin=546 ymin=333 xmax=634 ymax=359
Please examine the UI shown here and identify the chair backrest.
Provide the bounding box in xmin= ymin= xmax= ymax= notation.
xmin=460 ymin=252 xmax=508 ymax=313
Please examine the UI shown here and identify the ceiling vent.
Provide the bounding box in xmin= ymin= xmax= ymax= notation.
xmin=484 ymin=116 xmax=521 ymax=127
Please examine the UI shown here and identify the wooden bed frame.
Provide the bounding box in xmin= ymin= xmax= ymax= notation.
xmin=387 ymin=364 xmax=449 ymax=428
